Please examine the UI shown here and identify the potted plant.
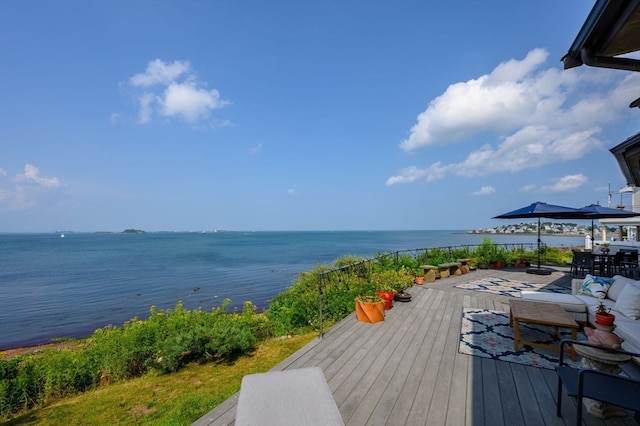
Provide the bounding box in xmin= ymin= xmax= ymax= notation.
xmin=390 ymin=272 xmax=414 ymax=302
xmin=595 ymin=302 xmax=615 ymax=326
xmin=508 ymin=248 xmax=529 ymax=268
xmin=475 ymin=255 xmax=489 ymax=269
xmin=490 ymin=253 xmax=507 ymax=269
xmin=600 ymin=242 xmax=611 ymax=254
xmin=355 ymin=295 xmax=385 ymax=323
xmin=376 ymin=284 xmax=395 ymax=310
xmin=370 ymin=271 xmax=396 ymax=310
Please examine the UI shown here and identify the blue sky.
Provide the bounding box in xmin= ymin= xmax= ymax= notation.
xmin=1 ymin=1 xmax=639 ymax=232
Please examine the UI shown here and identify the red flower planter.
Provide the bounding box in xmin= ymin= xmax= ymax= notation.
xmin=595 ymin=312 xmax=615 ymax=326
xmin=377 ymin=291 xmax=394 ymax=310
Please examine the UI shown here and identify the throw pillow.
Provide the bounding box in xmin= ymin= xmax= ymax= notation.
xmin=606 ymin=275 xmax=632 ymax=301
xmin=579 ymin=274 xmax=614 ymax=299
xmin=613 ymin=282 xmax=640 ymax=319
xmin=584 ymin=327 xmax=624 ymax=349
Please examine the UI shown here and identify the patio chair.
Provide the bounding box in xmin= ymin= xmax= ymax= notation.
xmin=570 ymin=251 xmax=594 ymax=277
xmin=620 ymin=250 xmax=639 ymax=277
xmin=555 ymin=340 xmax=640 ymax=425
xmin=611 ymin=251 xmax=626 ymax=275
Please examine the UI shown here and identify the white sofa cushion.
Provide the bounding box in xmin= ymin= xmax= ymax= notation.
xmin=613 ymin=282 xmax=640 ymax=320
xmin=520 ymin=291 xmax=586 ymax=312
xmin=235 ymin=367 xmax=344 ymax=426
xmin=576 ymin=294 xmax=615 ymax=311
xmin=607 ymin=275 xmax=634 ymax=301
xmin=615 ymin=319 xmax=640 ymax=354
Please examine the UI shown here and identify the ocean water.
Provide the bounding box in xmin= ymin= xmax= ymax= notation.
xmin=0 ymin=231 xmax=584 ymax=350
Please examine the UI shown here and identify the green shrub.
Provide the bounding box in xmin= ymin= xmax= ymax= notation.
xmin=0 ymin=300 xmax=269 ymax=419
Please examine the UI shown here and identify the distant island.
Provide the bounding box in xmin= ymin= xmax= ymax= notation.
xmin=122 ymin=229 xmax=145 ymax=234
xmin=469 ymin=221 xmax=615 ymax=237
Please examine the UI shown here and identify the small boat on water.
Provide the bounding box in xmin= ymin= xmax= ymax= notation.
xmin=60 ymin=233 xmax=65 ymax=238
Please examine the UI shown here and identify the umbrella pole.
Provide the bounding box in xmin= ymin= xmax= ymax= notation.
xmin=537 ymin=217 xmax=541 ymax=269
xmin=527 ymin=217 xmax=551 ymax=275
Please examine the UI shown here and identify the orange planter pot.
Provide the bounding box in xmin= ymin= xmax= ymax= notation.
xmin=595 ymin=313 xmax=615 ymax=326
xmin=376 ymin=291 xmax=394 ymax=310
xmin=355 ymin=298 xmax=385 ymax=323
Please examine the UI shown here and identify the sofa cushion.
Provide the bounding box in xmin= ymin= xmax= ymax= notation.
xmin=520 ymin=291 xmax=586 ymax=312
xmin=575 ymin=295 xmax=615 ymax=311
xmin=613 ymin=282 xmax=640 ymax=319
xmin=578 ymin=274 xmax=614 ymax=299
xmin=613 ymin=318 xmax=640 ymax=356
xmin=607 ymin=275 xmax=636 ymax=301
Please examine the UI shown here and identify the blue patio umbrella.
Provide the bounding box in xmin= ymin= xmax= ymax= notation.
xmin=575 ymin=204 xmax=640 ymax=244
xmin=493 ymin=202 xmax=585 ymax=274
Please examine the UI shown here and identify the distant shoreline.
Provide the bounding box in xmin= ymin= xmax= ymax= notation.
xmin=465 ymin=232 xmax=588 ymax=237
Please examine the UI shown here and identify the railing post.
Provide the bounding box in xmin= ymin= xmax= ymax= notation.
xmin=318 ymin=272 xmax=324 ymax=339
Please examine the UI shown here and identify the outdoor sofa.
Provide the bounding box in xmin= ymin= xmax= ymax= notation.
xmin=521 ymin=274 xmax=640 ymax=357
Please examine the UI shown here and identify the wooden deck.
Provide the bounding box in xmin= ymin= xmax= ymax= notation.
xmin=193 ymin=267 xmax=639 ymax=426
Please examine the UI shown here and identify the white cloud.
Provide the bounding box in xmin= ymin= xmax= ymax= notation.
xmin=288 ymin=188 xmax=299 ymax=196
xmin=137 ymin=92 xmax=155 ymax=124
xmin=519 ymin=184 xmax=537 ymax=193
xmin=160 ymin=82 xmax=227 ymax=123
xmin=0 ymin=164 xmax=62 ymax=211
xmin=385 ymin=166 xmax=429 ymax=186
xmin=130 ymin=59 xmax=190 ymax=87
xmin=388 ymin=48 xmax=639 ymax=186
xmin=516 ymin=174 xmax=588 ymax=194
xmin=251 ymin=144 xmax=264 ymax=155
xmin=125 ymin=59 xmax=229 ymax=125
xmin=15 ymin=164 xmax=60 ymax=188
xmin=470 ymin=186 xmax=495 ymax=196
xmin=400 ymin=48 xmax=550 ymax=151
xmin=540 ymin=174 xmax=588 ymax=193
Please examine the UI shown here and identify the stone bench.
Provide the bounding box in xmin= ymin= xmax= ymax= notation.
xmin=235 ymin=367 xmax=344 ymax=426
xmin=438 ymin=262 xmax=461 ymax=278
xmin=420 ymin=265 xmax=439 ymax=282
xmin=457 ymin=258 xmax=472 ymax=274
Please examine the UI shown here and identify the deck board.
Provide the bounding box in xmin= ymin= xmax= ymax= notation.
xmin=193 ymin=267 xmax=639 ymax=426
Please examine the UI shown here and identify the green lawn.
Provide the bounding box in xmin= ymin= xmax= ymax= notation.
xmin=4 ymin=332 xmax=317 ymax=425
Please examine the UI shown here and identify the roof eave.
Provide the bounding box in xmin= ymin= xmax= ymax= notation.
xmin=610 ymin=132 xmax=640 ymax=186
xmin=562 ymin=0 xmax=640 ymax=72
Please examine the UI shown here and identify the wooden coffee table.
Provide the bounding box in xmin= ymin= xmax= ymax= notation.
xmin=509 ymin=299 xmax=579 ymax=361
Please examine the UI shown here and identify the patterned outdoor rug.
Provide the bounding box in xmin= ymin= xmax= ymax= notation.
xmin=453 ymin=277 xmax=569 ymax=297
xmin=458 ymin=309 xmax=583 ymax=369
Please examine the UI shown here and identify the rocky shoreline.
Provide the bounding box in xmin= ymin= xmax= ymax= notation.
xmin=1 ymin=342 xmax=82 ymax=360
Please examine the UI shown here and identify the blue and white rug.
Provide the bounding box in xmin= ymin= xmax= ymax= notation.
xmin=453 ymin=277 xmax=569 ymax=297
xmin=459 ymin=309 xmax=583 ymax=369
